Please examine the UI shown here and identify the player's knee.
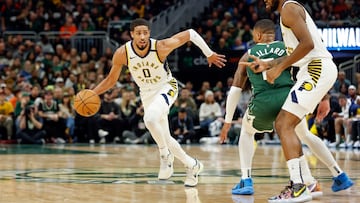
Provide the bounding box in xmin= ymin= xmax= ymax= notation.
xmin=143 ymin=111 xmax=161 ymax=127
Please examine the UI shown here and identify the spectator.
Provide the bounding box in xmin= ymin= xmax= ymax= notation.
xmin=338 ymin=85 xmax=360 ymax=148
xmin=330 ymin=94 xmax=351 ymax=147
xmin=198 ymin=90 xmax=223 ymax=137
xmin=59 ymin=15 xmax=78 ymax=40
xmin=37 ymin=89 xmax=66 ymax=144
xmin=170 ymin=107 xmax=196 ymax=144
xmin=0 ymin=88 xmax=14 ymax=140
xmin=332 ymin=71 xmax=351 ymax=94
xmin=174 ymin=88 xmax=198 ymax=121
xmin=16 ymin=104 xmax=46 ymax=144
xmin=122 ymin=102 xmax=153 ymax=145
xmin=97 ymin=89 xmax=124 ymax=144
xmin=116 ymin=87 xmax=138 ymax=143
xmin=59 ymin=92 xmax=75 ymax=143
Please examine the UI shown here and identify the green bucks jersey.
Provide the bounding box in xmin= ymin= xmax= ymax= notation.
xmin=247 ymin=41 xmax=294 ymax=96
xmin=246 ymin=41 xmax=294 ymax=131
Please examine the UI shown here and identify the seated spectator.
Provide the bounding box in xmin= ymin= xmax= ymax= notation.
xmin=0 ymin=88 xmax=14 ymax=140
xmin=170 ymin=88 xmax=198 ymax=121
xmin=59 ymin=15 xmax=78 ymax=40
xmin=198 ymin=90 xmax=223 ymax=137
xmin=332 ymin=71 xmax=351 ymax=94
xmin=116 ymin=87 xmax=138 ymax=143
xmin=97 ymin=89 xmax=124 ymax=144
xmin=170 ymin=107 xmax=196 ymax=144
xmin=37 ymin=89 xmax=66 ymax=144
xmin=338 ymin=85 xmax=360 ymax=148
xmin=75 ymin=114 xmax=98 ymax=144
xmin=122 ymin=102 xmax=154 ymax=144
xmin=59 ymin=92 xmax=75 ymax=143
xmin=330 ymin=94 xmax=351 ymax=147
xmin=16 ymin=105 xmax=46 ymax=144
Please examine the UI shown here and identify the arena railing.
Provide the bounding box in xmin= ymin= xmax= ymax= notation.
xmin=3 ymin=31 xmax=119 ymax=54
xmin=339 ymin=54 xmax=360 ymax=84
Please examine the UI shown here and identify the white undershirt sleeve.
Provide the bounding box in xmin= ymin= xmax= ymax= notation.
xmin=224 ymin=86 xmax=242 ymax=123
xmin=188 ymin=29 xmax=213 ymax=57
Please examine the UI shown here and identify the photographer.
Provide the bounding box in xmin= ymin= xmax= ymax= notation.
xmin=16 ymin=105 xmax=46 ymax=144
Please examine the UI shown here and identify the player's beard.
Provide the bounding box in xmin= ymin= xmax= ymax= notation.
xmin=136 ymin=41 xmax=148 ymax=50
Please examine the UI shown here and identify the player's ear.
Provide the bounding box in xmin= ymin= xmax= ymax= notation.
xmin=130 ymin=31 xmax=134 ymax=39
xmin=256 ymin=32 xmax=262 ymax=42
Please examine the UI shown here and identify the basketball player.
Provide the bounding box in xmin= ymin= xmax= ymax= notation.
xmin=221 ymin=19 xmax=353 ymax=200
xmin=92 ymin=18 xmax=226 ymax=187
xmin=240 ymin=1 xmax=354 ymax=202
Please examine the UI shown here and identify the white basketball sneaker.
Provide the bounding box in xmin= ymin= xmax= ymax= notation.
xmin=184 ymin=159 xmax=204 ymax=187
xmin=158 ymin=151 xmax=174 ymax=180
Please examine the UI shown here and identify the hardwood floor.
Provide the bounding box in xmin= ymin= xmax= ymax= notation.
xmin=0 ymin=144 xmax=358 ymax=202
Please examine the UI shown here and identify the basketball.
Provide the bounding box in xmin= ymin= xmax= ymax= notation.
xmin=74 ymin=89 xmax=101 ymax=117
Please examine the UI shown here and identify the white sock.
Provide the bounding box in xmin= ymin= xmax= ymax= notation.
xmin=329 ymin=163 xmax=343 ymax=177
xmin=295 ymin=120 xmax=344 ymax=178
xmin=287 ymin=158 xmax=302 ymax=184
xmin=335 ymin=134 xmax=340 ymax=143
xmin=241 ymin=168 xmax=251 ymax=179
xmin=159 ymin=147 xmax=169 ymax=157
xmin=238 ymin=126 xmax=255 ymax=180
xmin=299 ymin=155 xmax=315 ymax=185
xmin=162 ymin=118 xmax=196 ymax=168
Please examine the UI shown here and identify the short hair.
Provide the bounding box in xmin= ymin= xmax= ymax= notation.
xmin=130 ymin=18 xmax=150 ymax=31
xmin=253 ymin=19 xmax=275 ymax=34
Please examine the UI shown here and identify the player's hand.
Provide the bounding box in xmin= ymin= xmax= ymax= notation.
xmin=207 ymin=52 xmax=227 ymax=68
xmin=264 ymin=67 xmax=282 ymax=84
xmin=219 ymin=122 xmax=231 ymax=144
xmin=239 ymin=55 xmax=269 ymax=73
xmin=316 ymin=98 xmax=330 ymax=122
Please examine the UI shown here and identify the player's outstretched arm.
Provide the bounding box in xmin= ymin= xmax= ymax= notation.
xmin=93 ymin=46 xmax=126 ymax=95
xmin=157 ymin=29 xmax=226 ymax=68
xmin=220 ymin=53 xmax=248 ymax=143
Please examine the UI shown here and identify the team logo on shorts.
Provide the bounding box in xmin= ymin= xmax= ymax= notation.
xmin=167 ymin=89 xmax=175 ymax=97
xmin=298 ymin=81 xmax=313 ymax=91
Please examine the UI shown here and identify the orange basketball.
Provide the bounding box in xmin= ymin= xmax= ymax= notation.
xmin=74 ymin=89 xmax=101 ymax=117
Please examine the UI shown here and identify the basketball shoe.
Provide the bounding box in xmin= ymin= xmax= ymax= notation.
xmin=268 ymin=181 xmax=312 ymax=203
xmin=158 ymin=151 xmax=174 ymax=180
xmin=307 ymin=180 xmax=323 ymax=198
xmin=232 ymin=178 xmax=254 ymax=195
xmin=184 ymin=159 xmax=204 ymax=187
xmin=331 ymin=172 xmax=354 ymax=192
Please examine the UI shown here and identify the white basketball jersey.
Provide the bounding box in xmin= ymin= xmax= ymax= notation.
xmin=280 ymin=1 xmax=332 ymax=67
xmin=125 ymin=38 xmax=173 ymax=91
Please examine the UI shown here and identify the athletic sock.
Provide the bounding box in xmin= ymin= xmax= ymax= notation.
xmin=287 ymin=158 xmax=303 ymax=184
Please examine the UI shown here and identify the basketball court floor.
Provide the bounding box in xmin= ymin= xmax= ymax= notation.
xmin=0 ymin=143 xmax=358 ymax=203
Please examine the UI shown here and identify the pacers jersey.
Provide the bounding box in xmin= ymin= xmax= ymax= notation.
xmin=125 ymin=38 xmax=172 ymax=92
xmin=247 ymin=41 xmax=293 ymax=97
xmin=280 ymin=1 xmax=332 ymax=67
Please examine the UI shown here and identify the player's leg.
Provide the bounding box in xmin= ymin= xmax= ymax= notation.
xmin=161 ymin=117 xmax=203 ymax=186
xmin=143 ymin=94 xmax=174 ymax=180
xmin=295 ymin=119 xmax=354 ymax=192
xmin=269 ymin=59 xmax=338 ymax=203
xmin=232 ymin=111 xmax=258 ymax=195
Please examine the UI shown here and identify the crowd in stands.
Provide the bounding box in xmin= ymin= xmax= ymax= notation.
xmin=0 ymin=0 xmax=359 ymax=148
xmin=188 ymin=0 xmax=360 ymax=53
